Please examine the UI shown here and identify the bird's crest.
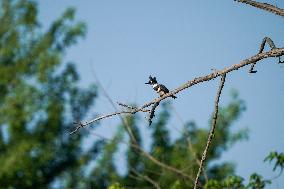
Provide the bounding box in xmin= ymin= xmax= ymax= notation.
xmin=145 ymin=75 xmax=157 ymax=84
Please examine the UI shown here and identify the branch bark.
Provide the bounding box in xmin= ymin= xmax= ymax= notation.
xmin=193 ymin=74 xmax=226 ymax=189
xmin=234 ymin=0 xmax=284 ymax=17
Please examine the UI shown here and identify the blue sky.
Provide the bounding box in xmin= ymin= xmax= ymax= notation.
xmin=39 ymin=0 xmax=284 ymax=187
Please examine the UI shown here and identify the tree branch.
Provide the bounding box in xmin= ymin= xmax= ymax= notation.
xmin=148 ymin=102 xmax=160 ymax=126
xmin=70 ymin=43 xmax=284 ymax=134
xmin=193 ymin=74 xmax=226 ymax=189
xmin=234 ymin=0 xmax=284 ymax=17
xmin=70 ymin=111 xmax=136 ymax=135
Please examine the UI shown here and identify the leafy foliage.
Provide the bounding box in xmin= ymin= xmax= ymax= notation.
xmin=0 ymin=0 xmax=98 ymax=188
xmin=107 ymin=182 xmax=125 ymax=189
xmin=264 ymin=151 xmax=284 ymax=171
xmin=204 ymin=150 xmax=284 ymax=189
xmin=205 ymin=171 xmax=272 ymax=189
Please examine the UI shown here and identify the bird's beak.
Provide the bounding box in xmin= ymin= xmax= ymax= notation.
xmin=145 ymin=82 xmax=151 ymax=84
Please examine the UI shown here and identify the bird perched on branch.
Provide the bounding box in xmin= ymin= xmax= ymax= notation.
xmin=145 ymin=76 xmax=177 ymax=99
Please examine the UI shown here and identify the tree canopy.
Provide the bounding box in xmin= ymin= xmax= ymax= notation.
xmin=0 ymin=0 xmax=98 ymax=188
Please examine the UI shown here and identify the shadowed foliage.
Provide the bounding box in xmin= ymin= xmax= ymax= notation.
xmin=0 ymin=0 xmax=100 ymax=188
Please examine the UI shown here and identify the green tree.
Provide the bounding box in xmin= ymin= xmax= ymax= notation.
xmin=0 ymin=0 xmax=99 ymax=188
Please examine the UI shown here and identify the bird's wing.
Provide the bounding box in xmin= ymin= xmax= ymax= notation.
xmin=159 ymin=84 xmax=169 ymax=93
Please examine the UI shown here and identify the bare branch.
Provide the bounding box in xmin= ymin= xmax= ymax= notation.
xmin=143 ymin=47 xmax=283 ymax=108
xmin=235 ymin=0 xmax=284 ymax=17
xmin=117 ymin=102 xmax=150 ymax=113
xmin=193 ymin=74 xmax=226 ymax=189
xmin=70 ymin=45 xmax=284 ymax=134
xmin=69 ymin=111 xmax=135 ymax=135
xmin=148 ymin=102 xmax=160 ymax=126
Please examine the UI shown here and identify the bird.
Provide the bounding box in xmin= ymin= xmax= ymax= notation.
xmin=145 ymin=75 xmax=177 ymax=99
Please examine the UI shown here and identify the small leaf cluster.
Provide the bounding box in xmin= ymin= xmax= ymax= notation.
xmin=205 ymin=151 xmax=284 ymax=189
xmin=264 ymin=151 xmax=284 ymax=171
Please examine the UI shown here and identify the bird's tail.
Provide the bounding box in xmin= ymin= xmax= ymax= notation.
xmin=171 ymin=95 xmax=177 ymax=99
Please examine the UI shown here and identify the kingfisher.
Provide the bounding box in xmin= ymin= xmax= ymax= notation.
xmin=145 ymin=75 xmax=177 ymax=99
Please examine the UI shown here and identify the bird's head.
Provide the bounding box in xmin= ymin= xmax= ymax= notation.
xmin=145 ymin=75 xmax=157 ymax=85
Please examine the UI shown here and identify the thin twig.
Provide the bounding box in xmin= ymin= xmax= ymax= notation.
xmin=131 ymin=168 xmax=161 ymax=189
xmin=193 ymin=74 xmax=226 ymax=189
xmin=117 ymin=102 xmax=150 ymax=112
xmin=69 ymin=111 xmax=135 ymax=135
xmin=270 ymin=167 xmax=284 ymax=181
xmin=249 ymin=37 xmax=276 ymax=73
xmin=129 ymin=174 xmax=143 ymax=181
xmin=234 ymin=0 xmax=284 ymax=17
xmin=119 ymin=100 xmax=159 ymax=126
xmin=148 ymin=102 xmax=160 ymax=126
